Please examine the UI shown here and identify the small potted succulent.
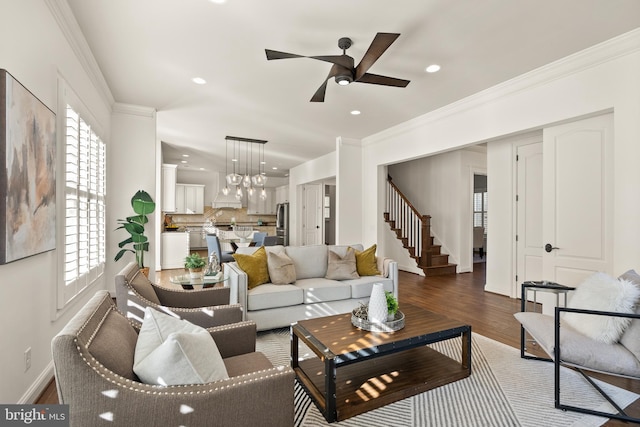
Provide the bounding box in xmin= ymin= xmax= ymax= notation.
xmin=184 ymin=253 xmax=206 ymax=279
xmin=386 ymin=291 xmax=399 ymax=321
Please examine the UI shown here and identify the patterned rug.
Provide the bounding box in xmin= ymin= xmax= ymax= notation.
xmin=256 ymin=328 xmax=638 ymax=427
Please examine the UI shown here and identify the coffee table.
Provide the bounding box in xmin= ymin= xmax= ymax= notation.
xmin=169 ymin=273 xmax=227 ymax=290
xmin=291 ymin=303 xmax=471 ymax=422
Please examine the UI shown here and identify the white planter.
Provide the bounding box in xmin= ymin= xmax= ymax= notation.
xmin=367 ymin=283 xmax=388 ymax=324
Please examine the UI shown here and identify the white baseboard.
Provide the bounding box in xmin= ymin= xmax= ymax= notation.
xmin=19 ymin=361 xmax=54 ymax=404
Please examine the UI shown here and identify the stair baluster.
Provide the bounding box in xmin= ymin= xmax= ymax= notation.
xmin=384 ymin=176 xmax=456 ymax=276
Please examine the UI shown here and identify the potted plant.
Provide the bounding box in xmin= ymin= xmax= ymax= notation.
xmin=114 ymin=190 xmax=156 ymax=276
xmin=185 ymin=253 xmax=206 ymax=279
xmin=386 ymin=291 xmax=399 ymax=321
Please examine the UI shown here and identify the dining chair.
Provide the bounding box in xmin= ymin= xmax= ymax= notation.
xmin=206 ymin=234 xmax=235 ymax=263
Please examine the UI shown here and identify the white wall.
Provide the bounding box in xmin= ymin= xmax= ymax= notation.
xmin=108 ymin=104 xmax=157 ymax=287
xmin=362 ymin=29 xmax=640 ymax=295
xmin=336 ymin=137 xmax=363 ymax=245
xmin=288 ymin=150 xmax=336 ymax=245
xmin=0 ymin=0 xmax=113 ymax=403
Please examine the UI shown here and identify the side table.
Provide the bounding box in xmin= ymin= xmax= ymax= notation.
xmin=520 ymin=281 xmax=575 ymax=360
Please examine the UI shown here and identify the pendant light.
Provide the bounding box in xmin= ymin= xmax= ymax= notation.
xmin=222 ymin=139 xmax=230 ymax=195
xmin=226 ymin=139 xmax=242 ymax=186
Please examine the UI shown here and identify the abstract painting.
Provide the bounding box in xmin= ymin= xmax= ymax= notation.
xmin=0 ymin=70 xmax=56 ymax=264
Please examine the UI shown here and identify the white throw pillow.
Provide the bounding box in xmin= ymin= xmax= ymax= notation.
xmin=563 ymin=272 xmax=640 ymax=344
xmin=133 ymin=307 xmax=229 ymax=385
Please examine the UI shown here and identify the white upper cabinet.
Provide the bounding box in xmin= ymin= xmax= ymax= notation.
xmin=162 ymin=164 xmax=178 ymax=212
xmin=275 ymin=185 xmax=289 ymax=204
xmin=247 ymin=188 xmax=276 ymax=215
xmin=175 ymin=183 xmax=205 ymax=214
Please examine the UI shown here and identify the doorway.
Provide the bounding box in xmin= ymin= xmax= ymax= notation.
xmin=473 ymin=174 xmax=487 ymax=264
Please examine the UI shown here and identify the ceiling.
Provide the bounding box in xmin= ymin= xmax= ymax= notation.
xmin=66 ymin=0 xmax=640 ymax=178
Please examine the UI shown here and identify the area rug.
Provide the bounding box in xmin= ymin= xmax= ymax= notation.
xmin=256 ymin=328 xmax=638 ymax=427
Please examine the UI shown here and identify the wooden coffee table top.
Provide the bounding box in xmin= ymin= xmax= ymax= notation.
xmin=294 ymin=303 xmax=469 ymax=362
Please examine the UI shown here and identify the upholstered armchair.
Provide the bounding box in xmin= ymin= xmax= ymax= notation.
xmin=52 ymin=290 xmax=295 ymax=427
xmin=115 ymin=261 xmax=241 ymax=328
xmin=515 ymin=270 xmax=640 ymax=423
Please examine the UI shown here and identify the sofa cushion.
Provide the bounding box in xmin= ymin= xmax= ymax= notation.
xmin=515 ymin=312 xmax=640 ymax=377
xmin=295 ymin=277 xmax=352 ymax=304
xmin=285 ymin=245 xmax=328 ymax=280
xmin=134 ymin=307 xmax=228 ymax=385
xmin=224 ymin=352 xmax=274 ymax=377
xmin=233 ymin=246 xmax=270 ymax=289
xmin=88 ymin=309 xmax=139 ymax=381
xmin=129 ymin=270 xmax=161 ymax=304
xmin=235 ymin=245 xmax=285 ymax=256
xmin=325 ymin=247 xmax=359 ymax=280
xmin=343 ymin=276 xmax=395 ymax=299
xmin=267 ymin=251 xmax=296 ymax=285
xmin=247 ymin=284 xmax=303 ymax=311
xmin=563 ymin=272 xmax=640 ymax=344
xmin=329 ymin=244 xmax=363 ymax=257
xmin=619 ymin=270 xmax=640 ymax=360
xmin=353 ymin=244 xmax=381 ymax=276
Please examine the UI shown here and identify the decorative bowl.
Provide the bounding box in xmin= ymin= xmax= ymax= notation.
xmin=351 ymin=309 xmax=405 ymax=332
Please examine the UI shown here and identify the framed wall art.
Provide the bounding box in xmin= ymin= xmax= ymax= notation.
xmin=0 ymin=69 xmax=56 ymax=264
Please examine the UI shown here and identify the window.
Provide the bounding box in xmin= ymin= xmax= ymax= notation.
xmin=473 ymin=191 xmax=488 ymax=233
xmin=59 ymin=104 xmax=106 ymax=307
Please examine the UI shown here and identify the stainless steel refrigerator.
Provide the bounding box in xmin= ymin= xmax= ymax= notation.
xmin=276 ymin=202 xmax=289 ymax=246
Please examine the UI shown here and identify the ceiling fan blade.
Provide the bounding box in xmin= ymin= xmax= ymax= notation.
xmin=308 ymin=55 xmax=354 ymax=69
xmin=354 ymin=33 xmax=400 ymax=81
xmin=356 ymin=73 xmax=410 ymax=87
xmin=310 ymin=64 xmax=342 ymax=102
xmin=265 ymin=49 xmax=305 ymax=60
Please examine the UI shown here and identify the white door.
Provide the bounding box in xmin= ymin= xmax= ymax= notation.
xmin=541 ymin=114 xmax=613 ymax=305
xmin=516 ymin=141 xmax=543 ymax=298
xmin=302 ymin=184 xmax=322 ymax=245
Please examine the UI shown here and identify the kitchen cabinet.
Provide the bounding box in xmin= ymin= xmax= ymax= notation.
xmin=275 ymin=185 xmax=289 ymax=204
xmin=247 ymin=188 xmax=276 ymax=215
xmin=161 ymin=232 xmax=189 ymax=269
xmin=175 ymin=184 xmax=205 ymax=214
xmin=162 ymin=164 xmax=177 ymax=212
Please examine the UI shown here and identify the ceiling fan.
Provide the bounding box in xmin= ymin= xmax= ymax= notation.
xmin=265 ymin=32 xmax=410 ymax=102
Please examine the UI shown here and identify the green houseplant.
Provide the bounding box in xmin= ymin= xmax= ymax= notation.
xmin=115 ymin=190 xmax=156 ymax=274
xmin=184 ymin=253 xmax=206 ymax=278
xmin=385 ymin=291 xmax=399 ymax=320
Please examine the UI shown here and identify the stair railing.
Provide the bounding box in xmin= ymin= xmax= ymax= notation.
xmin=386 ymin=175 xmax=432 ymax=268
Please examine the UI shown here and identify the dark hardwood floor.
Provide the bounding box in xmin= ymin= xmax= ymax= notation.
xmin=37 ymin=262 xmax=638 ymax=425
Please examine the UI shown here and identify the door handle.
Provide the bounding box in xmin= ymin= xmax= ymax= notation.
xmin=544 ymin=243 xmax=559 ymax=253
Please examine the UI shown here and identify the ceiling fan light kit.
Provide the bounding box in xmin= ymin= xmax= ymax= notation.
xmin=265 ymin=32 xmax=410 ymax=102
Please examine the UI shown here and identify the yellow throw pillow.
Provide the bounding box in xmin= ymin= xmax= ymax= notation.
xmin=232 ymin=246 xmax=270 ymax=289
xmin=353 ymin=244 xmax=381 ymax=276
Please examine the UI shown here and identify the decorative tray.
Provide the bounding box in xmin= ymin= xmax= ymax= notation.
xmin=351 ymin=309 xmax=405 ymax=332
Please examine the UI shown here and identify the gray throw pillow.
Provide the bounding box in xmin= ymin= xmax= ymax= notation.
xmin=133 ymin=307 xmax=228 ymax=385
xmin=325 ymin=248 xmax=359 ymax=280
xmin=267 ymin=251 xmax=296 ymax=284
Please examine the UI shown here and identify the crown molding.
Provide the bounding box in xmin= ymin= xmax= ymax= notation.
xmin=45 ymin=0 xmax=115 ymax=107
xmin=113 ymin=102 xmax=156 ymax=118
xmin=364 ymin=27 xmax=640 ymax=146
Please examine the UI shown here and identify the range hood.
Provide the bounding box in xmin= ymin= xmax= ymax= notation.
xmin=212 ymin=190 xmax=242 ymax=209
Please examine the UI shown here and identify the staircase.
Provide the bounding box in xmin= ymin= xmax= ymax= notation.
xmin=384 ymin=176 xmax=457 ymax=276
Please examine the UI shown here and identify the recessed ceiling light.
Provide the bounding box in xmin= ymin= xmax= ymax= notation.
xmin=272 ymin=167 xmax=278 ymax=170
xmin=191 ymin=77 xmax=207 ymax=85
xmin=425 ymin=64 xmax=441 ymax=73
xmin=231 ymin=158 xmax=238 ymax=162
xmin=209 ymin=0 xmax=226 ymax=3
xmin=182 ymin=154 xmax=189 ymax=157
xmin=351 ymin=110 xmax=361 ymax=115
xmin=260 ymin=161 xmax=266 ymax=165
xmin=181 ymin=160 xmax=187 ymax=164
xmin=199 ymin=167 xmax=205 ymax=170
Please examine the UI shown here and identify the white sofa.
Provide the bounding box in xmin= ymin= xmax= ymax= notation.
xmin=226 ymin=244 xmax=398 ymax=331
